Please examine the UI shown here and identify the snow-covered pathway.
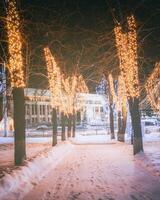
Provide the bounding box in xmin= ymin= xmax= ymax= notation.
xmin=24 ymin=142 xmax=160 ymax=200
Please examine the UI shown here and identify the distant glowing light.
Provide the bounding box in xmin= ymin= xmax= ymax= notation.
xmin=62 ymin=74 xmax=89 ymax=115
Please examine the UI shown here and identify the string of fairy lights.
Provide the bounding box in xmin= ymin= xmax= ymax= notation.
xmin=44 ymin=47 xmax=62 ymax=109
xmin=44 ymin=47 xmax=88 ymax=116
xmin=108 ymin=73 xmax=127 ymax=112
xmin=114 ymin=15 xmax=160 ymax=113
xmin=108 ymin=73 xmax=117 ymax=104
xmin=62 ymin=75 xmax=88 ymax=115
xmin=117 ymin=75 xmax=127 ymax=112
xmin=145 ymin=62 xmax=160 ymax=112
xmin=62 ymin=76 xmax=76 ymax=115
xmin=6 ymin=0 xmax=25 ymax=88
xmin=6 ymin=0 xmax=159 ymax=116
xmin=114 ymin=15 xmax=139 ymax=99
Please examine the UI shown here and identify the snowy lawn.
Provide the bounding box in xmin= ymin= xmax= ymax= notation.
xmin=135 ymin=141 xmax=160 ymax=177
xmin=0 ymin=141 xmax=74 ymax=200
xmin=125 ymin=131 xmax=160 ymax=177
xmin=0 ymin=136 xmax=54 ymax=144
xmin=0 ymin=136 xmax=61 ymax=178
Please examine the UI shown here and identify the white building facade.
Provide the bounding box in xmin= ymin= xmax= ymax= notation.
xmin=24 ymin=88 xmax=109 ymax=127
xmin=76 ymin=93 xmax=109 ymax=125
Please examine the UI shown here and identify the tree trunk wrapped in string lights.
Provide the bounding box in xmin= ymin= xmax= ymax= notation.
xmin=62 ymin=74 xmax=88 ymax=138
xmin=108 ymin=74 xmax=127 ymax=142
xmin=61 ymin=111 xmax=66 ymax=141
xmin=6 ymin=0 xmax=26 ymax=165
xmin=44 ymin=47 xmax=62 ymax=146
xmin=114 ymin=16 xmax=139 ymax=98
xmin=62 ymin=76 xmax=75 ymax=138
xmin=44 ymin=47 xmax=88 ymax=140
xmin=145 ymin=62 xmax=160 ymax=113
xmin=44 ymin=47 xmax=89 ymax=140
xmin=107 ymin=73 xmax=127 ymax=141
xmin=6 ymin=0 xmax=25 ymax=88
xmin=114 ymin=15 xmax=143 ymax=154
xmin=73 ymin=74 xmax=88 ymax=137
xmin=107 ymin=73 xmax=116 ymax=139
xmin=117 ymin=75 xmax=127 ymax=142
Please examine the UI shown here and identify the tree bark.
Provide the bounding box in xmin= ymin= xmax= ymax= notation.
xmin=117 ymin=111 xmax=122 ymax=141
xmin=109 ymin=104 xmax=115 ymax=139
xmin=61 ymin=112 xmax=66 ymax=141
xmin=106 ymin=74 xmax=115 ymax=140
xmin=72 ymin=112 xmax=76 ymax=138
xmin=13 ymin=88 xmax=26 ymax=166
xmin=128 ymin=98 xmax=143 ymax=154
xmin=67 ymin=114 xmax=72 ymax=138
xmin=0 ymin=96 xmax=3 ymax=121
xmin=51 ymin=108 xmax=57 ymax=146
xmin=120 ymin=105 xmax=127 ymax=142
xmin=118 ymin=105 xmax=127 ymax=142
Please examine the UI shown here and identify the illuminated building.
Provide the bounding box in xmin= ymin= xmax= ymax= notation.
xmin=22 ymin=88 xmax=109 ymax=127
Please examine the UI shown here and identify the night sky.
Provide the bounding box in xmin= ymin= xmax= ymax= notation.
xmin=1 ymin=0 xmax=160 ymax=90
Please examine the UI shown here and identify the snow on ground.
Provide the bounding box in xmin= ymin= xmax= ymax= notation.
xmin=0 ymin=137 xmax=14 ymax=144
xmin=0 ymin=136 xmax=65 ymax=180
xmin=135 ymin=141 xmax=160 ymax=177
xmin=0 ymin=141 xmax=74 ymax=200
xmin=0 ymin=136 xmax=56 ymax=178
xmin=0 ymin=143 xmax=51 ymax=178
xmin=0 ymin=131 xmax=160 ymax=200
xmin=0 ymin=136 xmax=53 ymax=144
xmin=125 ymin=131 xmax=160 ymax=177
xmin=74 ymin=133 xmax=160 ymax=178
xmin=71 ymin=133 xmax=115 ymax=144
xmin=23 ymin=141 xmax=160 ymax=200
xmin=143 ymin=132 xmax=160 ymax=142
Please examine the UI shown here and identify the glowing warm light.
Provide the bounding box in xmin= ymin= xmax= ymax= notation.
xmin=108 ymin=73 xmax=117 ymax=103
xmin=117 ymin=75 xmax=127 ymax=111
xmin=62 ymin=76 xmax=74 ymax=115
xmin=75 ymin=75 xmax=88 ymax=111
xmin=44 ymin=47 xmax=88 ymax=116
xmin=108 ymin=73 xmax=127 ymax=112
xmin=145 ymin=62 xmax=160 ymax=111
xmin=6 ymin=0 xmax=25 ymax=88
xmin=114 ymin=15 xmax=139 ymax=98
xmin=62 ymin=74 xmax=88 ymax=115
xmin=44 ymin=47 xmax=62 ymax=109
xmin=77 ymin=75 xmax=89 ymax=93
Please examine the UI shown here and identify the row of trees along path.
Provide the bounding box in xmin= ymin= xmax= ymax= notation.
xmin=2 ymin=0 xmax=160 ymax=166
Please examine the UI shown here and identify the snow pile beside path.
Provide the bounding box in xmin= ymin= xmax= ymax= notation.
xmin=71 ymin=133 xmax=116 ymax=145
xmin=0 ymin=137 xmax=14 ymax=144
xmin=0 ymin=141 xmax=74 ymax=200
xmin=135 ymin=144 xmax=160 ymax=178
xmin=144 ymin=132 xmax=160 ymax=142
